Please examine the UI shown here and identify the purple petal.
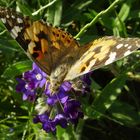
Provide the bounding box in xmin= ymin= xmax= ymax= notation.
xmin=54 ymin=114 xmax=67 ymax=128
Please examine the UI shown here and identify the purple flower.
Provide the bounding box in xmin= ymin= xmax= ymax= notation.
xmin=16 ymin=63 xmax=47 ymax=102
xmin=16 ymin=78 xmax=26 ymax=93
xmin=45 ymin=81 xmax=71 ymax=105
xmin=33 ymin=113 xmax=68 ymax=133
xmin=53 ymin=114 xmax=67 ymax=128
xmin=16 ymin=78 xmax=36 ymax=101
xmin=23 ymin=63 xmax=47 ymax=88
xmin=82 ymin=72 xmax=92 ymax=85
xmin=81 ymin=73 xmax=92 ymax=93
xmin=33 ymin=114 xmax=56 ymax=133
xmin=64 ymin=100 xmax=84 ymax=124
xmin=16 ymin=62 xmax=92 ymax=134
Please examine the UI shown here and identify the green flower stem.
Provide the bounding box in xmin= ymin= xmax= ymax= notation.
xmin=32 ymin=0 xmax=57 ymax=16
xmin=75 ymin=0 xmax=121 ymax=39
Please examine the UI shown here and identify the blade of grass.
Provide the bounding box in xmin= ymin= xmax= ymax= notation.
xmin=75 ymin=0 xmax=121 ymax=38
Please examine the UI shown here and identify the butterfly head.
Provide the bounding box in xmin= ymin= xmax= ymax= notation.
xmin=49 ymin=79 xmax=61 ymax=95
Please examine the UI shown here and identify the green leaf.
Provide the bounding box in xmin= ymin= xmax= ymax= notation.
xmin=0 ymin=38 xmax=19 ymax=52
xmin=92 ymin=74 xmax=127 ymax=115
xmin=118 ymin=1 xmax=131 ymax=22
xmin=128 ymin=10 xmax=140 ymax=19
xmin=47 ymin=0 xmax=62 ymax=26
xmin=16 ymin=1 xmax=33 ymax=16
xmin=109 ymin=101 xmax=140 ymax=126
xmin=113 ymin=0 xmax=132 ymax=36
xmin=2 ymin=60 xmax=32 ymax=78
xmin=56 ymin=125 xmax=76 ymax=140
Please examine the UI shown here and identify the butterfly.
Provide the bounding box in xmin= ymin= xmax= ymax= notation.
xmin=0 ymin=7 xmax=140 ymax=94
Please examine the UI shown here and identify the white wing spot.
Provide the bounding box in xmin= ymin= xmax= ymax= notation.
xmin=10 ymin=32 xmax=16 ymax=39
xmin=6 ymin=15 xmax=10 ymax=18
xmin=128 ymin=45 xmax=132 ymax=49
xmin=105 ymin=52 xmax=117 ymax=65
xmin=116 ymin=44 xmax=123 ymax=49
xmin=1 ymin=18 xmax=6 ymax=23
xmin=15 ymin=26 xmax=22 ymax=32
xmin=124 ymin=44 xmax=128 ymax=47
xmin=124 ymin=50 xmax=131 ymax=56
xmin=17 ymin=18 xmax=23 ymax=23
xmin=11 ymin=15 xmax=15 ymax=19
xmin=10 ymin=26 xmax=22 ymax=39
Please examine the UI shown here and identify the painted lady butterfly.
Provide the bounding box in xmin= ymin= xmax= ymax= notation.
xmin=0 ymin=7 xmax=140 ymax=94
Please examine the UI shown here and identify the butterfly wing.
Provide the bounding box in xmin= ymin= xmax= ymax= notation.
xmin=0 ymin=7 xmax=79 ymax=75
xmin=65 ymin=36 xmax=140 ymax=80
xmin=1 ymin=7 xmax=140 ymax=82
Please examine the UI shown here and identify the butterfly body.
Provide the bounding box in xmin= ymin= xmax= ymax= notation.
xmin=50 ymin=60 xmax=72 ymax=93
xmin=0 ymin=7 xmax=140 ymax=94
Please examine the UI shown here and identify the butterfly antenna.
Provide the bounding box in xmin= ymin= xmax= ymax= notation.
xmin=56 ymin=93 xmax=64 ymax=112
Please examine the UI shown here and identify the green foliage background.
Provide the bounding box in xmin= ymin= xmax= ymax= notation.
xmin=0 ymin=0 xmax=140 ymax=139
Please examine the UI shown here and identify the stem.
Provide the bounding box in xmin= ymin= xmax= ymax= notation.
xmin=32 ymin=0 xmax=57 ymax=16
xmin=75 ymin=0 xmax=121 ymax=39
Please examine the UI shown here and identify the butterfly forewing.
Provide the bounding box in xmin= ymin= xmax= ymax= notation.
xmin=0 ymin=7 xmax=79 ymax=75
xmin=65 ymin=36 xmax=140 ymax=80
